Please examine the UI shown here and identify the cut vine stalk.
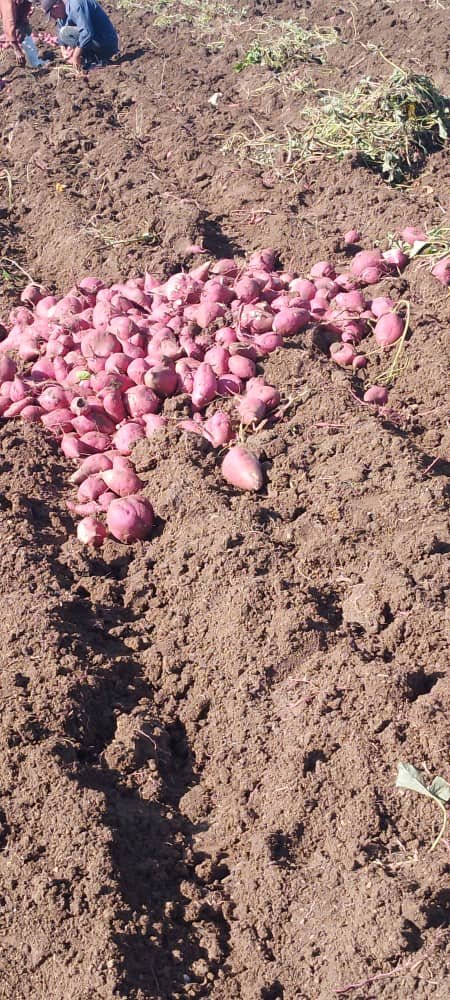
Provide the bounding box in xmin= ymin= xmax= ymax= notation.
xmin=377 ymin=300 xmax=411 ymax=386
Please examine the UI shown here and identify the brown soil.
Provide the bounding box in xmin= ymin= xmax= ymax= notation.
xmin=0 ymin=2 xmax=449 ymax=998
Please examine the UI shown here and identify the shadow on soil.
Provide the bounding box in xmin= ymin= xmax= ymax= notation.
xmin=54 ymin=587 xmax=230 ymax=997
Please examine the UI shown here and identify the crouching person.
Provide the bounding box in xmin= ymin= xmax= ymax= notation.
xmin=41 ymin=0 xmax=118 ymax=71
xmin=0 ymin=0 xmax=32 ymax=65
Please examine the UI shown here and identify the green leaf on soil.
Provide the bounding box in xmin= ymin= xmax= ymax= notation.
xmin=396 ymin=762 xmax=450 ymax=852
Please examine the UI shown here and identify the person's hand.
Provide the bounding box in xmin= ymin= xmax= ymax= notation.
xmin=13 ymin=44 xmax=26 ymax=67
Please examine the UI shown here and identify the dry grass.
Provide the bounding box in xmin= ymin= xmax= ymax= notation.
xmin=117 ymin=0 xmax=247 ymax=46
xmin=224 ymin=70 xmax=450 ymax=184
xmin=84 ymin=221 xmax=158 ymax=249
xmin=235 ymin=18 xmax=338 ymax=72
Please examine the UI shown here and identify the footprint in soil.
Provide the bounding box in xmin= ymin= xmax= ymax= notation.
xmin=200 ymin=213 xmax=245 ymax=258
xmin=57 ymin=593 xmax=230 ymax=997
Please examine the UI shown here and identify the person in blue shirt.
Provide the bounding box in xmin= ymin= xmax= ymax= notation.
xmin=41 ymin=0 xmax=118 ymax=71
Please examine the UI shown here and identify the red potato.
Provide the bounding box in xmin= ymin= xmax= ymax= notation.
xmin=233 ymin=277 xmax=261 ymax=303
xmin=268 ymin=294 xmax=290 ymax=313
xmin=310 ymin=261 xmax=335 ymax=280
xmin=248 ymin=248 xmax=277 ymax=271
xmin=41 ymin=408 xmax=74 ymax=433
xmin=9 ymin=306 xmax=34 ymax=326
xmin=68 ymin=499 xmax=101 ymax=516
xmin=61 ymin=433 xmax=91 ymax=458
xmin=89 ymin=408 xmax=116 ymax=435
xmin=54 ymin=358 xmax=69 ymax=382
xmin=315 ymin=277 xmax=339 ymax=297
xmin=238 ymin=303 xmax=274 ymax=334
xmin=38 ymin=385 xmax=69 ymax=411
xmin=102 ymin=467 xmax=144 ymax=497
xmin=431 ymin=257 xmax=450 ymax=286
xmin=112 ymin=422 xmax=145 ymax=455
xmin=144 ymin=365 xmax=178 ymax=396
xmin=273 ymin=308 xmax=309 ymax=337
xmin=222 ymin=446 xmax=263 ymax=492
xmin=229 ymin=342 xmax=257 ymax=361
xmin=211 ymin=259 xmax=238 ymax=277
xmin=228 ymin=355 xmax=256 ymax=380
xmin=202 ymin=279 xmax=235 ymax=305
xmin=77 ymin=516 xmax=107 ymax=547
xmin=102 ymin=388 xmax=127 ymax=424
xmin=106 ymin=495 xmax=154 ymax=543
xmin=20 ymin=283 xmax=46 ymax=306
xmin=104 ymin=352 xmax=131 ymax=375
xmin=46 ymin=335 xmax=75 ymax=360
xmin=0 ymin=381 xmax=12 ymax=399
xmin=364 ymin=385 xmax=389 ymax=405
xmin=164 ymin=272 xmax=201 ymax=303
xmin=21 ymin=404 xmax=44 ymax=421
xmin=0 ymin=328 xmax=22 ymax=352
xmin=334 ymin=290 xmax=365 ymax=313
xmin=111 ymin=454 xmax=133 ymax=470
xmin=92 ymin=302 xmax=112 ymax=332
xmin=82 ymin=331 xmax=120 ymax=359
xmin=330 ymin=343 xmax=356 ymax=367
xmin=18 ymin=337 xmax=40 ymax=362
xmin=150 ymin=303 xmax=177 ymax=325
xmin=96 ymin=288 xmax=115 ymax=303
xmin=0 ymin=398 xmax=11 ymax=416
xmin=3 ymin=397 xmax=34 ymax=418
xmin=344 ymin=229 xmax=362 ymax=245
xmin=49 ymin=295 xmax=83 ymax=321
xmin=69 ymin=453 xmax=113 ymax=486
xmin=352 ymin=355 xmax=368 ymax=370
xmin=289 ymin=277 xmax=316 ymax=300
xmin=246 ymin=379 xmax=280 ymax=410
xmin=361 ymin=265 xmax=386 ymax=285
xmin=374 ymin=312 xmax=404 ymax=348
xmin=87 ymin=356 xmax=106 ymax=375
xmin=125 ymin=385 xmax=160 ymax=418
xmin=143 ymin=413 xmax=167 ymax=438
xmin=400 ymin=226 xmax=426 ymax=245
xmin=350 ymin=250 xmax=385 ymax=277
xmin=203 ymin=345 xmax=230 ymax=376
xmin=195 ymin=301 xmax=226 ymax=328
xmin=30 ymin=358 xmax=55 ymax=381
xmin=236 ymin=396 xmax=266 ymax=426
xmin=78 ymin=276 xmax=104 ymax=294
xmin=159 ymin=338 xmax=183 ymax=362
xmin=109 ymin=316 xmax=136 ymax=340
xmin=97 ymin=490 xmax=117 ymax=511
xmin=203 ymin=410 xmax=234 ymax=447
xmin=178 ymin=334 xmax=204 ymax=360
xmin=309 ymin=295 xmax=329 ymax=315
xmin=72 ymin=414 xmax=98 ymax=435
xmin=382 ymin=248 xmax=409 ymax=271
xmin=371 ymin=296 xmax=395 ymax=318
xmin=341 ymin=320 xmax=366 ymax=344
xmin=77 ymin=475 xmax=108 ymax=502
xmin=254 ymin=332 xmax=283 ymax=354
xmin=9 ymin=377 xmax=28 ymax=402
xmin=127 ymin=358 xmax=149 ymax=384
xmin=192 ymin=363 xmax=217 ymax=409
xmin=35 ymin=295 xmax=58 ymax=317
xmin=79 ymin=431 xmax=112 ymax=453
xmin=216 ymin=373 xmax=243 ymax=397
xmin=178 ymin=418 xmax=204 ymax=436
